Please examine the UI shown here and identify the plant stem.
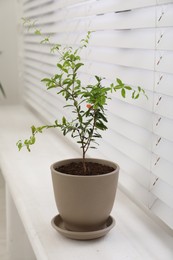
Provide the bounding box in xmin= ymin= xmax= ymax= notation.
xmin=84 ymin=110 xmax=97 ymax=155
xmin=80 ymin=110 xmax=97 ymax=175
xmin=82 ymin=150 xmax=87 ymax=175
xmin=72 ymin=97 xmax=87 ymax=174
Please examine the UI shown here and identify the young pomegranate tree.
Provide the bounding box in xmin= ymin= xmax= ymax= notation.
xmin=17 ymin=20 xmax=147 ymax=174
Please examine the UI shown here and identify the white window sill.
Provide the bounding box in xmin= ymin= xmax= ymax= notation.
xmin=0 ymin=105 xmax=173 ymax=260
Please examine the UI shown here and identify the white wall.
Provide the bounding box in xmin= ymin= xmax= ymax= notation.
xmin=0 ymin=0 xmax=20 ymax=104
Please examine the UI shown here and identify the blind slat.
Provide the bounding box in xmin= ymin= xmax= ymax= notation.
xmin=150 ymin=178 xmax=173 ymax=209
xmin=151 ymin=199 xmax=173 ymax=229
xmin=153 ymin=136 xmax=173 ymax=164
xmin=152 ymin=156 xmax=173 ymax=186
xmin=153 ymin=115 xmax=173 ymax=141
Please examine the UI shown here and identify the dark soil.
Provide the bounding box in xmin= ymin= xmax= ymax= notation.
xmin=56 ymin=162 xmax=115 ymax=176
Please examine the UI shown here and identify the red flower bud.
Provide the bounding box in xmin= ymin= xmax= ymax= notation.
xmin=86 ymin=104 xmax=92 ymax=109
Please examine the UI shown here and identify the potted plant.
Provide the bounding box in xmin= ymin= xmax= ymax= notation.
xmin=17 ymin=19 xmax=147 ymax=240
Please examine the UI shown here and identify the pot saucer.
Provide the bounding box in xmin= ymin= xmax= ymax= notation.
xmin=51 ymin=214 xmax=115 ymax=240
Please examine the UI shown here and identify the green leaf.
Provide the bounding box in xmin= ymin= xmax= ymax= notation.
xmin=47 ymin=85 xmax=57 ymax=90
xmin=95 ymin=122 xmax=107 ymax=130
xmin=62 ymin=116 xmax=66 ymax=124
xmin=93 ymin=133 xmax=102 ymax=138
xmin=41 ymin=78 xmax=51 ymax=83
xmin=116 ymin=78 xmax=123 ymax=85
xmin=121 ymin=88 xmax=126 ymax=98
xmin=35 ymin=29 xmax=41 ymax=35
xmin=40 ymin=37 xmax=50 ymax=44
xmin=132 ymin=91 xmax=135 ymax=99
xmin=63 ymin=78 xmax=72 ymax=85
xmin=30 ymin=136 xmax=36 ymax=144
xmin=63 ymin=104 xmax=73 ymax=108
xmin=70 ymin=54 xmax=75 ymax=61
xmin=142 ymin=89 xmax=148 ymax=99
xmin=63 ymin=60 xmax=70 ymax=67
xmin=138 ymin=86 xmax=141 ymax=92
xmin=55 ymin=120 xmax=59 ymax=126
xmin=31 ymin=125 xmax=36 ymax=134
xmin=57 ymin=64 xmax=68 ymax=73
xmin=74 ymin=63 xmax=84 ymax=72
xmin=57 ymin=64 xmax=63 ymax=69
xmin=124 ymin=86 xmax=132 ymax=90
xmin=78 ymin=114 xmax=83 ymax=123
xmin=50 ymin=44 xmax=61 ymax=53
xmin=16 ymin=140 xmax=22 ymax=151
xmin=114 ymin=85 xmax=122 ymax=90
xmin=95 ymin=76 xmax=101 ymax=82
xmin=135 ymin=93 xmax=139 ymax=99
xmin=75 ymin=55 xmax=80 ymax=61
xmin=98 ymin=113 xmax=108 ymax=122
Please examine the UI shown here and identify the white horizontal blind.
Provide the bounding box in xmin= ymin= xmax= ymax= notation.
xmin=21 ymin=0 xmax=173 ymax=229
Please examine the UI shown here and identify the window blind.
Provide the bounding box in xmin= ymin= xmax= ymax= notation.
xmin=21 ymin=0 xmax=173 ymax=229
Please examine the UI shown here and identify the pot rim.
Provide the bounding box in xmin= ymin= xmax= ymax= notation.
xmin=50 ymin=158 xmax=120 ymax=178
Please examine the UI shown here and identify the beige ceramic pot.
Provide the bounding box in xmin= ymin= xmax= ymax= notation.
xmin=51 ymin=158 xmax=119 ymax=232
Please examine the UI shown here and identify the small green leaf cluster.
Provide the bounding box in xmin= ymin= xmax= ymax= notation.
xmin=112 ymin=78 xmax=148 ymax=99
xmin=17 ymin=20 xmax=148 ymax=173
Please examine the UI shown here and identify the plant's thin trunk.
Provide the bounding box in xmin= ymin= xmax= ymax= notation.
xmin=82 ymin=150 xmax=87 ymax=175
xmin=81 ymin=110 xmax=98 ymax=175
xmin=83 ymin=110 xmax=97 ymax=156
